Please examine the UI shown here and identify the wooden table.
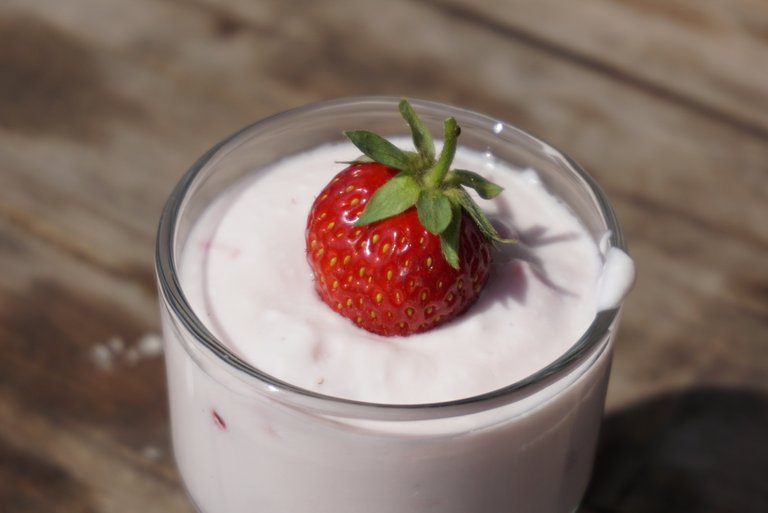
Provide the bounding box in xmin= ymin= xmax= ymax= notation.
xmin=1 ymin=1 xmax=766 ymax=511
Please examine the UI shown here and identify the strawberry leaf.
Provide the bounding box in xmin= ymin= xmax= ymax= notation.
xmin=344 ymin=130 xmax=414 ymax=170
xmin=423 ymin=117 xmax=459 ymax=188
xmin=399 ymin=99 xmax=435 ymax=164
xmin=336 ymin=156 xmax=375 ymax=165
xmin=448 ymin=169 xmax=504 ymax=199
xmin=355 ymin=173 xmax=420 ymax=226
xmin=416 ymin=190 xmax=452 ymax=235
xmin=439 ymin=205 xmax=462 ymax=269
xmin=449 ymin=188 xmax=515 ymax=244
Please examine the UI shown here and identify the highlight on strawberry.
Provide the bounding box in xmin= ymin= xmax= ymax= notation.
xmin=305 ymin=99 xmax=513 ymax=336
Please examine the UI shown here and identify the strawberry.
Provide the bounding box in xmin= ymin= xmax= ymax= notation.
xmin=305 ymin=100 xmax=512 ymax=336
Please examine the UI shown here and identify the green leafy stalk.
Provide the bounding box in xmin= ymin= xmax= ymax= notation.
xmin=399 ymin=99 xmax=435 ymax=165
xmin=447 ymin=169 xmax=504 ymax=199
xmin=344 ymin=130 xmax=414 ymax=170
xmin=439 ymin=204 xmax=462 ymax=269
xmin=348 ymin=99 xmax=515 ymax=269
xmin=416 ymin=189 xmax=452 ymax=235
xmin=447 ymin=188 xmax=515 ymax=245
xmin=422 ymin=117 xmax=459 ymax=189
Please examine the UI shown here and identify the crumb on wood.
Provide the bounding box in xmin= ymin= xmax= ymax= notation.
xmin=90 ymin=333 xmax=164 ymax=371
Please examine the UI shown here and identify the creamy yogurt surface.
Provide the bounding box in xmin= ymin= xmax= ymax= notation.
xmin=180 ymin=142 xmax=608 ymax=404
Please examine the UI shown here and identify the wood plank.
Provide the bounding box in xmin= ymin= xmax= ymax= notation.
xmin=0 ymin=0 xmax=766 ymax=511
xmin=606 ymin=197 xmax=768 ymax=409
xmin=0 ymin=395 xmax=192 ymax=513
xmin=425 ymin=0 xmax=768 ymax=137
xmin=0 ymin=212 xmax=189 ymax=512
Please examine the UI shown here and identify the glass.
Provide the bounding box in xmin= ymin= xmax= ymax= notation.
xmin=155 ymin=97 xmax=629 ymax=513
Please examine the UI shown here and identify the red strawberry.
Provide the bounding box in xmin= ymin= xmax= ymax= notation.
xmin=305 ymin=100 xmax=513 ymax=336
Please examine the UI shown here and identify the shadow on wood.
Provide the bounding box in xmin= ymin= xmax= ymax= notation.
xmin=0 ymin=437 xmax=96 ymax=513
xmin=583 ymin=387 xmax=768 ymax=513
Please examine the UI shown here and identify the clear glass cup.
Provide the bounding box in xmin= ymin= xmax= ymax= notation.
xmin=155 ymin=97 xmax=629 ymax=513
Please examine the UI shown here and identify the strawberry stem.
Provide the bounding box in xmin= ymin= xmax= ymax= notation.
xmin=423 ymin=117 xmax=459 ymax=189
xmin=399 ymin=99 xmax=435 ymax=165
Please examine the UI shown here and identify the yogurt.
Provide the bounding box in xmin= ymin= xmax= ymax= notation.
xmin=179 ymin=143 xmax=606 ymax=404
xmin=157 ymin=99 xmax=633 ymax=513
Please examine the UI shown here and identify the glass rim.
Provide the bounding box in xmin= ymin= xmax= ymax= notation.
xmin=155 ymin=96 xmax=626 ymax=418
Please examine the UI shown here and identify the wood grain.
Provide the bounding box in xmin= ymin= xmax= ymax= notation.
xmin=429 ymin=0 xmax=768 ymax=137
xmin=1 ymin=0 xmax=766 ymax=511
